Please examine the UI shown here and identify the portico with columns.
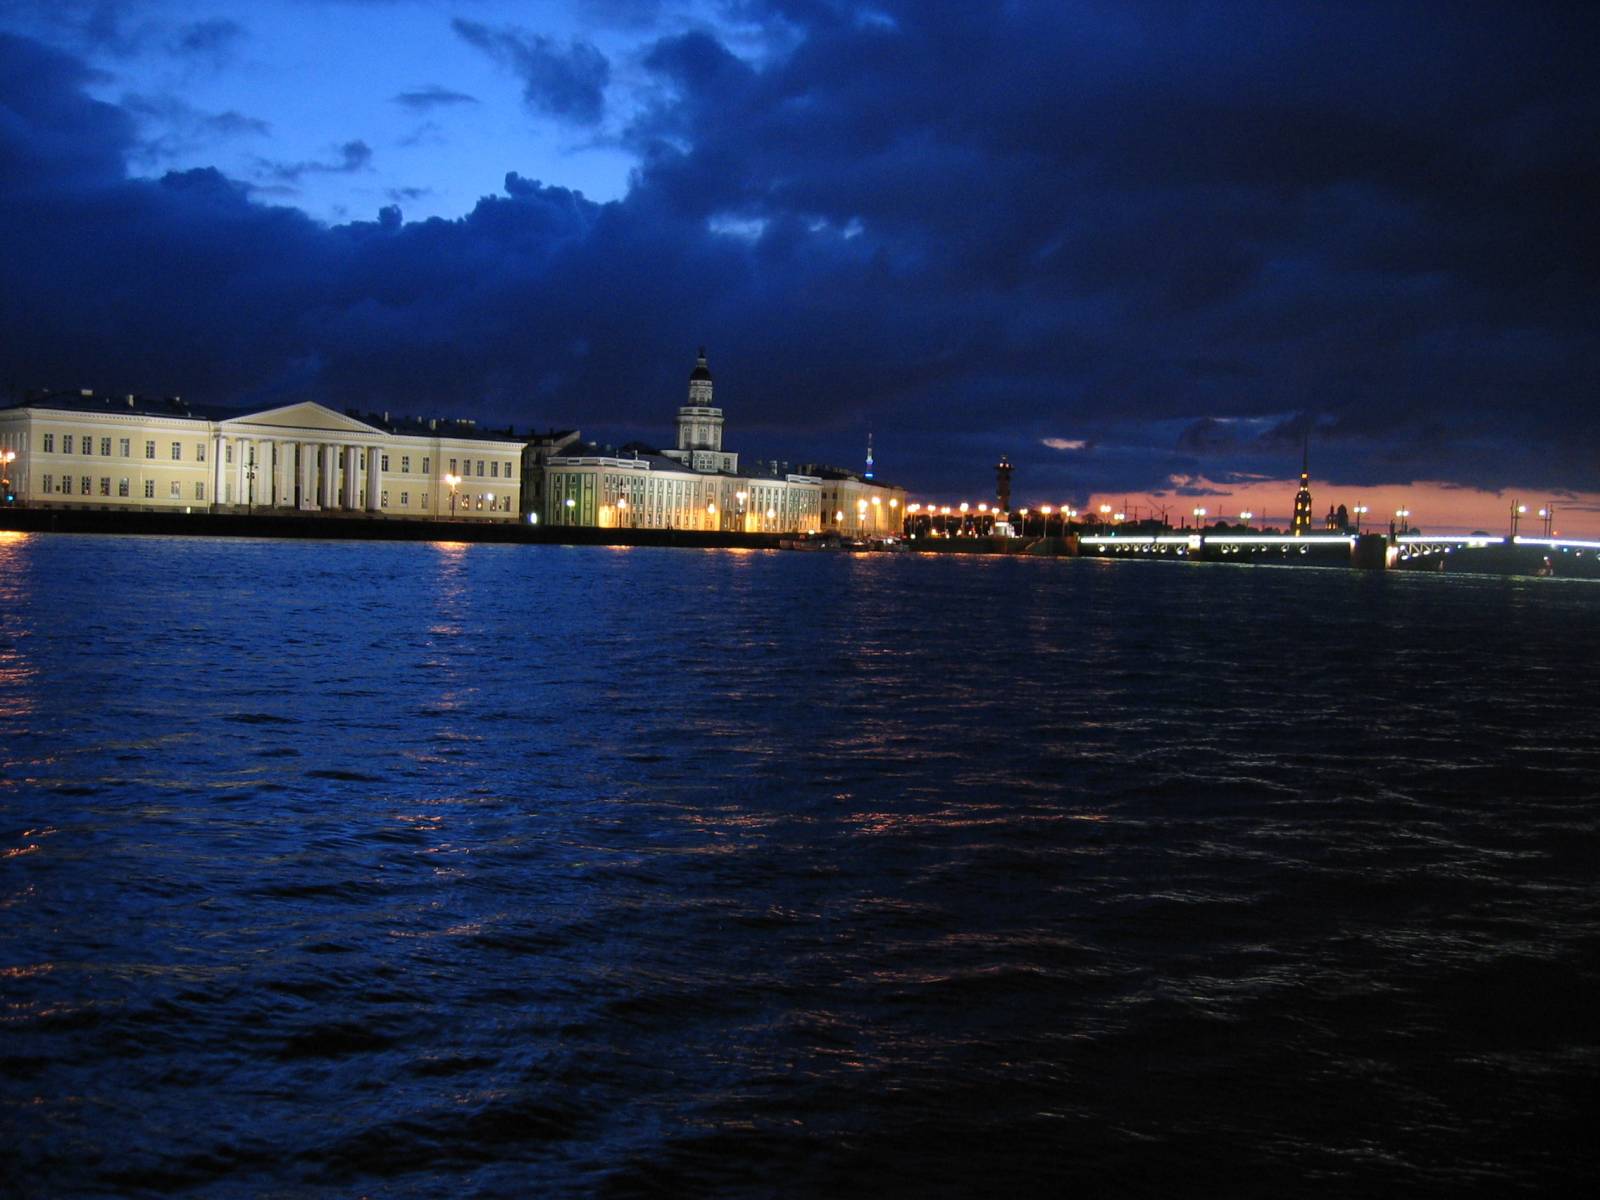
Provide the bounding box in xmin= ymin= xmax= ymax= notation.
xmin=216 ymin=403 xmax=390 ymax=513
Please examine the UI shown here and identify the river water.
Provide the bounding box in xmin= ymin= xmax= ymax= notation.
xmin=1 ymin=534 xmax=1595 ymax=1197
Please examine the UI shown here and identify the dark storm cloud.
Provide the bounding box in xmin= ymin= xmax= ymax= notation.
xmin=3 ymin=3 xmax=1599 ymax=501
xmin=173 ymin=17 xmax=244 ymax=61
xmin=392 ymin=86 xmax=480 ymax=112
xmin=122 ymin=93 xmax=270 ymax=163
xmin=258 ymin=139 xmax=373 ymax=184
xmin=452 ymin=18 xmax=611 ymax=125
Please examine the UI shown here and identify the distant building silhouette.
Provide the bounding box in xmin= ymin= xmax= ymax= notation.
xmin=995 ymin=454 xmax=1013 ymax=515
xmin=1292 ymin=436 xmax=1313 ymax=536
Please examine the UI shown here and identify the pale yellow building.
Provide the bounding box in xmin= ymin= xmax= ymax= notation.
xmin=0 ymin=393 xmax=523 ymax=520
xmin=816 ymin=472 xmax=908 ymax=538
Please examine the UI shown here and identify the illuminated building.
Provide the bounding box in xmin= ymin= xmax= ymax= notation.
xmin=533 ymin=350 xmax=825 ymax=532
xmin=0 ymin=392 xmax=523 ymax=519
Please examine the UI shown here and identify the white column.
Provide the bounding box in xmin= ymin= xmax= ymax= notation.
xmin=343 ymin=445 xmax=359 ymax=509
xmin=318 ymin=444 xmax=335 ymax=509
xmin=365 ymin=446 xmax=383 ymax=512
xmin=212 ymin=435 xmax=225 ymax=506
xmin=274 ymin=441 xmax=291 ymax=507
xmin=236 ymin=438 xmax=250 ymax=506
xmin=294 ymin=442 xmax=310 ymax=509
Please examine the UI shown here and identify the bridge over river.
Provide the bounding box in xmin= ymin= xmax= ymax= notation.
xmin=1073 ymin=532 xmax=1600 ymax=577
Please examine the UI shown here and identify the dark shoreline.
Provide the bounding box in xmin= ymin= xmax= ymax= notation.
xmin=0 ymin=506 xmax=786 ymax=550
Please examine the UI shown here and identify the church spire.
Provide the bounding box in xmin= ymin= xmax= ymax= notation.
xmin=1292 ymin=429 xmax=1313 ymax=536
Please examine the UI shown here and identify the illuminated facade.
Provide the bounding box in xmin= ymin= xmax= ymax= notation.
xmin=0 ymin=393 xmax=522 ymax=519
xmin=816 ymin=471 xmax=908 ymax=537
xmin=534 ymin=351 xmax=824 ymax=533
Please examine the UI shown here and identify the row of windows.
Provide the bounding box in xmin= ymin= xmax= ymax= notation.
xmin=39 ymin=475 xmax=206 ymax=500
xmin=446 ymin=457 xmax=513 ymax=479
xmin=40 ymin=433 xmax=208 ymax=461
xmin=36 ymin=434 xmax=515 ymax=480
xmin=374 ymin=490 xmax=511 ymax=511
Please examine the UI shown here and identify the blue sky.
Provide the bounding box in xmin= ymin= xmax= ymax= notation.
xmin=3 ymin=1 xmax=1598 ymax=530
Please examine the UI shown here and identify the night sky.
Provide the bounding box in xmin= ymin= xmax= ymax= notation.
xmin=3 ymin=2 xmax=1597 ymax=531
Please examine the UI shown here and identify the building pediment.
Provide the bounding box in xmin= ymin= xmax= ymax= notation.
xmin=220 ymin=401 xmax=384 ymax=437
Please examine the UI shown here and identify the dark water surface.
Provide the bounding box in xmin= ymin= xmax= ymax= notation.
xmin=2 ymin=534 xmax=1596 ymax=1197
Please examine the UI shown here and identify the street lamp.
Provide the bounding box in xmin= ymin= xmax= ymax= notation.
xmin=616 ymin=496 xmax=628 ymax=528
xmin=444 ymin=472 xmax=462 ymax=518
xmin=564 ymin=495 xmax=576 ymax=525
xmin=1018 ymin=506 xmax=1028 ymax=537
xmin=856 ymin=497 xmax=868 ymax=536
xmin=1240 ymin=510 xmax=1253 ymax=529
xmin=1352 ymin=504 xmax=1368 ymax=532
xmin=1192 ymin=506 xmax=1206 ymax=529
xmin=871 ymin=494 xmax=881 ymax=536
xmin=707 ymin=501 xmax=717 ymax=530
xmin=1396 ymin=506 xmax=1411 ymax=534
xmin=736 ymin=489 xmax=747 ymax=531
xmin=1539 ymin=504 xmax=1554 ymax=537
xmin=889 ymin=496 xmax=900 ymax=535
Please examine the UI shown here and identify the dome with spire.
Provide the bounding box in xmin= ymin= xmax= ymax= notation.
xmin=689 ymin=347 xmax=713 ymax=383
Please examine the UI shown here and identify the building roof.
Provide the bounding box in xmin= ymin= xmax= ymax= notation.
xmin=1 ymin=392 xmax=529 ymax=444
xmin=3 ymin=390 xmax=223 ymax=420
xmin=689 ymin=347 xmax=713 ymax=383
xmin=361 ymin=412 xmax=525 ymax=444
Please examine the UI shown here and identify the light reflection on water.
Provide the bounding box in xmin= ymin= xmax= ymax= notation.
xmin=0 ymin=534 xmax=1596 ymax=1197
